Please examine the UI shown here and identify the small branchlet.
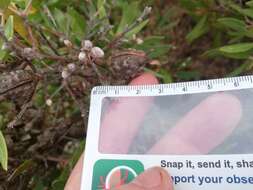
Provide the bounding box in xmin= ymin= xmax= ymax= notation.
xmin=107 ymin=6 xmax=152 ymax=49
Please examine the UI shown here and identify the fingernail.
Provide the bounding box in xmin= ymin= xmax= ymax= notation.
xmin=132 ymin=167 xmax=169 ymax=188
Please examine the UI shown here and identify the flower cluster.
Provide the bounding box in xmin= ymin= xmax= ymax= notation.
xmin=61 ymin=40 xmax=105 ymax=79
xmin=61 ymin=63 xmax=77 ymax=79
xmin=78 ymin=40 xmax=104 ymax=63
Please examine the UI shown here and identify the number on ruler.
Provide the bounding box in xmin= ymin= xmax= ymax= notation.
xmin=182 ymin=86 xmax=187 ymax=92
xmin=158 ymin=88 xmax=163 ymax=94
xmin=136 ymin=89 xmax=141 ymax=94
xmin=207 ymin=84 xmax=213 ymax=90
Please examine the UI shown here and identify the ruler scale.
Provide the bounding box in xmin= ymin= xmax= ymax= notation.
xmin=82 ymin=75 xmax=253 ymax=190
xmin=92 ymin=75 xmax=253 ymax=97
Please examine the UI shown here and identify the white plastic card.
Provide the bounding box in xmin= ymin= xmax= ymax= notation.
xmin=81 ymin=76 xmax=253 ymax=190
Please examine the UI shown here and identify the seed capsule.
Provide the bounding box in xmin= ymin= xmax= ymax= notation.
xmin=78 ymin=52 xmax=87 ymax=62
xmin=63 ymin=39 xmax=73 ymax=47
xmin=91 ymin=47 xmax=104 ymax=59
xmin=23 ymin=47 xmax=33 ymax=55
xmin=61 ymin=69 xmax=69 ymax=79
xmin=82 ymin=40 xmax=93 ymax=50
xmin=67 ymin=63 xmax=76 ymax=72
xmin=46 ymin=99 xmax=53 ymax=106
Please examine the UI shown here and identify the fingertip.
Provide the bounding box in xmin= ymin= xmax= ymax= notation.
xmin=65 ymin=154 xmax=84 ymax=190
xmin=118 ymin=167 xmax=173 ymax=190
xmin=209 ymin=93 xmax=242 ymax=122
xmin=149 ymin=92 xmax=243 ymax=155
xmin=129 ymin=73 xmax=159 ymax=85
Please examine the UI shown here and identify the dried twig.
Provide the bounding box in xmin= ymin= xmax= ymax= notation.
xmin=63 ymin=80 xmax=86 ymax=117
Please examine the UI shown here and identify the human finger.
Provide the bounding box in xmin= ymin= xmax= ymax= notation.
xmin=64 ymin=154 xmax=84 ymax=190
xmin=65 ymin=73 xmax=159 ymax=189
xmin=99 ymin=73 xmax=158 ymax=153
xmin=148 ymin=93 xmax=242 ymax=154
xmin=116 ymin=167 xmax=173 ymax=190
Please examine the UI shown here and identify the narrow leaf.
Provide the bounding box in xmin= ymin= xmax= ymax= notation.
xmin=126 ymin=19 xmax=149 ymax=38
xmin=116 ymin=2 xmax=140 ymax=34
xmin=218 ymin=17 xmax=246 ymax=32
xmin=97 ymin=0 xmax=106 ymax=19
xmin=8 ymin=160 xmax=34 ymax=181
xmin=219 ymin=43 xmax=253 ymax=53
xmin=54 ymin=8 xmax=67 ymax=33
xmin=4 ymin=15 xmax=14 ymax=41
xmin=186 ymin=16 xmax=209 ymax=43
xmin=222 ymin=51 xmax=253 ymax=59
xmin=230 ymin=4 xmax=253 ymax=19
xmin=246 ymin=0 xmax=253 ymax=7
xmin=0 ymin=130 xmax=8 ymax=171
xmin=4 ymin=8 xmax=31 ymax=43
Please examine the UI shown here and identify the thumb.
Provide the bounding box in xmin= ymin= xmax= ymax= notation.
xmin=116 ymin=167 xmax=173 ymax=190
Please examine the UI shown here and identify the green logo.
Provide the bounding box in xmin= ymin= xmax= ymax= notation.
xmin=92 ymin=159 xmax=144 ymax=190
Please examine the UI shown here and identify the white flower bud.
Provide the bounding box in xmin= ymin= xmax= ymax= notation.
xmin=144 ymin=6 xmax=152 ymax=14
xmin=91 ymin=47 xmax=104 ymax=58
xmin=23 ymin=47 xmax=33 ymax=55
xmin=46 ymin=99 xmax=53 ymax=106
xmin=78 ymin=51 xmax=87 ymax=62
xmin=67 ymin=63 xmax=76 ymax=72
xmin=63 ymin=39 xmax=72 ymax=47
xmin=136 ymin=38 xmax=144 ymax=44
xmin=61 ymin=69 xmax=69 ymax=79
xmin=82 ymin=40 xmax=93 ymax=50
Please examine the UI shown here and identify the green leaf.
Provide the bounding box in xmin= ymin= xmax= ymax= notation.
xmin=217 ymin=17 xmax=246 ymax=32
xmin=158 ymin=69 xmax=173 ymax=83
xmin=222 ymin=51 xmax=253 ymax=59
xmin=203 ymin=48 xmax=220 ymax=58
xmin=0 ymin=40 xmax=7 ymax=60
xmin=204 ymin=47 xmax=253 ymax=59
xmin=8 ymin=159 xmax=34 ymax=181
xmin=227 ymin=61 xmax=253 ymax=77
xmin=179 ymin=0 xmax=207 ymax=12
xmin=4 ymin=15 xmax=14 ymax=41
xmin=245 ymin=27 xmax=253 ymax=38
xmin=116 ymin=2 xmax=140 ymax=34
xmin=68 ymin=8 xmax=86 ymax=39
xmin=0 ymin=0 xmax=10 ymax=10
xmin=0 ymin=51 xmax=6 ymax=60
xmin=246 ymin=0 xmax=253 ymax=7
xmin=54 ymin=8 xmax=67 ymax=33
xmin=11 ymin=0 xmax=26 ymax=9
xmin=230 ymin=4 xmax=253 ymax=19
xmin=219 ymin=43 xmax=253 ymax=53
xmin=186 ymin=15 xmax=209 ymax=43
xmin=97 ymin=0 xmax=106 ymax=19
xmin=176 ymin=71 xmax=200 ymax=80
xmin=144 ymin=68 xmax=173 ymax=83
xmin=33 ymin=179 xmax=45 ymax=190
xmin=0 ymin=130 xmax=8 ymax=171
xmin=135 ymin=36 xmax=172 ymax=58
xmin=126 ymin=19 xmax=149 ymax=38
xmin=241 ymin=8 xmax=253 ymax=19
